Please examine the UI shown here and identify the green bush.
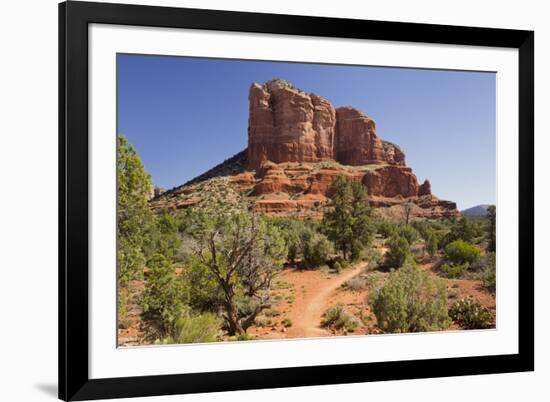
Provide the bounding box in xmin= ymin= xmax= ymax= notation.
xmin=425 ymin=229 xmax=440 ymax=258
xmin=440 ymin=217 xmax=480 ymax=248
xmin=321 ymin=303 xmax=360 ymax=333
xmin=166 ymin=312 xmax=221 ymax=344
xmin=449 ymin=297 xmax=492 ymax=329
xmin=369 ymin=262 xmax=449 ymax=333
xmin=397 ymin=224 xmax=420 ymax=245
xmin=142 ymin=254 xmax=184 ymax=338
xmin=333 ymin=261 xmax=342 ymax=273
xmin=377 ymin=220 xmax=397 ymax=238
xmin=301 ymin=230 xmax=333 ymax=268
xmin=440 ymin=262 xmax=468 ymax=279
xmin=281 ymin=318 xmax=293 ymax=327
xmin=480 ymin=253 xmax=496 ymax=293
xmin=444 ymin=240 xmax=480 ymax=265
xmin=384 ymin=235 xmax=411 ymax=269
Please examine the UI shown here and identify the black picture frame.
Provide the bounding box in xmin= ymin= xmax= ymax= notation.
xmin=59 ymin=1 xmax=534 ymax=400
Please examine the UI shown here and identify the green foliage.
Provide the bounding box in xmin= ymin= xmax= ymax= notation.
xmin=425 ymin=229 xmax=439 ymax=258
xmin=370 ymin=261 xmax=449 ymax=333
xmin=188 ymin=182 xmax=288 ymax=335
xmin=321 ymin=303 xmax=360 ymax=333
xmin=181 ymin=256 xmax=224 ymax=313
xmin=440 ymin=262 xmax=468 ymax=279
xmin=440 ymin=217 xmax=480 ymax=248
xmin=384 ymin=235 xmax=411 ymax=269
xmin=397 ymin=224 xmax=420 ymax=245
xmin=281 ymin=318 xmax=293 ymax=327
xmin=142 ymin=254 xmax=184 ymax=338
xmin=117 ymin=135 xmax=153 ymax=286
xmin=449 ymin=297 xmax=492 ymax=329
xmin=410 ymin=220 xmax=430 ymax=240
xmin=299 ymin=228 xmax=333 ymax=268
xmin=323 ymin=176 xmax=373 ymax=260
xmin=268 ymin=218 xmax=332 ymax=268
xmin=480 ymin=253 xmax=496 ymax=293
xmin=444 ymin=240 xmax=480 ymax=266
xmin=268 ymin=217 xmax=303 ymax=264
xmin=377 ymin=220 xmax=398 ymax=238
xmin=487 ymin=205 xmax=496 ymax=252
xmin=164 ymin=312 xmax=221 ymax=344
xmin=143 ymin=210 xmax=182 ymax=262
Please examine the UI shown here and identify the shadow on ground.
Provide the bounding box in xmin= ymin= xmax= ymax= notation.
xmin=34 ymin=383 xmax=57 ymax=398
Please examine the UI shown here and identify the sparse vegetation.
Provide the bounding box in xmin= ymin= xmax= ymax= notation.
xmin=343 ymin=276 xmax=368 ymax=291
xmin=321 ymin=303 xmax=360 ymax=333
xmin=440 ymin=262 xmax=468 ymax=279
xmin=117 ymin=133 xmax=496 ymax=346
xmin=449 ymin=297 xmax=493 ymax=329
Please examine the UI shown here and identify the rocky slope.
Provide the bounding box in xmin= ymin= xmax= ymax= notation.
xmin=151 ymin=79 xmax=459 ymax=220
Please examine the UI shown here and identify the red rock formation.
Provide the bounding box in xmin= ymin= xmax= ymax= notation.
xmin=248 ymin=79 xmax=407 ymax=170
xmin=335 ymin=107 xmax=387 ymax=166
xmin=418 ymin=179 xmax=432 ymax=196
xmin=152 ymin=79 xmax=459 ymax=220
xmin=247 ymin=80 xmax=336 ymax=170
xmin=362 ymin=166 xmax=420 ymax=198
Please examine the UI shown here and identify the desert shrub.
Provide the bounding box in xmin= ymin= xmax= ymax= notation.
xmin=440 ymin=262 xmax=469 ymax=279
xmin=369 ymin=261 xmax=449 ymax=333
xmin=142 ymin=254 xmax=184 ymax=338
xmin=264 ymin=308 xmax=281 ymax=317
xmin=165 ymin=312 xmax=221 ymax=344
xmin=425 ymin=229 xmax=439 ymax=258
xmin=321 ymin=303 xmax=360 ymax=333
xmin=255 ymin=317 xmax=273 ymax=327
xmin=181 ymin=256 xmax=223 ymax=313
xmin=384 ymin=235 xmax=411 ymax=269
xmin=268 ymin=217 xmax=304 ymax=264
xmin=281 ymin=318 xmax=293 ymax=327
xmin=377 ymin=220 xmax=398 ymax=238
xmin=479 ymin=253 xmax=496 ymax=293
xmin=333 ymin=261 xmax=342 ymax=273
xmin=444 ymin=240 xmax=480 ymax=265
xmin=440 ymin=217 xmax=480 ymax=248
xmin=142 ymin=210 xmax=182 ymax=262
xmin=330 ymin=255 xmax=350 ymax=272
xmin=397 ymin=224 xmax=420 ymax=245
xmin=233 ymin=333 xmax=256 ymax=341
xmin=343 ymin=276 xmax=368 ymax=291
xmin=449 ymin=297 xmax=492 ymax=329
xmin=487 ymin=205 xmax=496 ymax=252
xmin=300 ymin=229 xmax=333 ymax=268
xmin=117 ymin=135 xmax=152 ymax=287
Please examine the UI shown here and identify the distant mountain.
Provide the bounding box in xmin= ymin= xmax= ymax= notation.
xmin=461 ymin=204 xmax=491 ymax=217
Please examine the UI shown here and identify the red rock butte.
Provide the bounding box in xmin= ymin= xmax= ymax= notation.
xmin=247 ymin=79 xmax=405 ymax=170
xmin=151 ymin=79 xmax=459 ymax=220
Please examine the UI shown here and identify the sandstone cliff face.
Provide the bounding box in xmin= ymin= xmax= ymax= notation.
xmin=248 ymin=79 xmax=406 ymax=170
xmin=151 ymin=79 xmax=459 ymax=220
xmin=247 ymin=80 xmax=336 ymax=170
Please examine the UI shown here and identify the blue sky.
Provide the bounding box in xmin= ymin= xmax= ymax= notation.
xmin=117 ymin=54 xmax=496 ymax=210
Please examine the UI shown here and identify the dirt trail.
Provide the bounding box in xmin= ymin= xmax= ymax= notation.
xmin=282 ymin=263 xmax=367 ymax=338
